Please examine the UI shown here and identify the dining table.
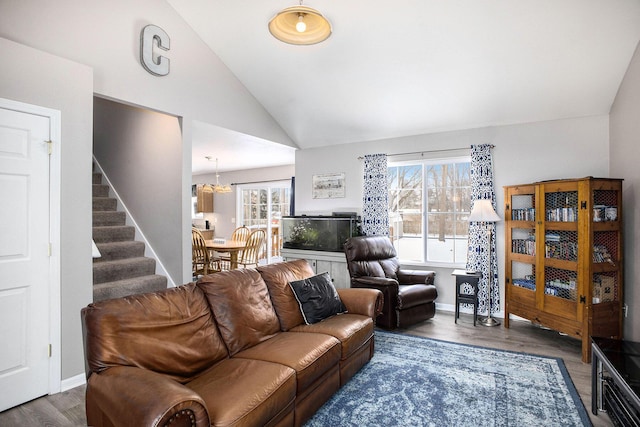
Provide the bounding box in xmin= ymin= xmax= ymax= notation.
xmin=205 ymin=239 xmax=246 ymax=270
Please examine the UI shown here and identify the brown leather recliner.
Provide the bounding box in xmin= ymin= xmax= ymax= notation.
xmin=344 ymin=235 xmax=438 ymax=329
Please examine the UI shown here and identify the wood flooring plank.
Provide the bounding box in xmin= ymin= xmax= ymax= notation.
xmin=47 ymin=386 xmax=85 ymax=413
xmin=0 ymin=397 xmax=77 ymax=427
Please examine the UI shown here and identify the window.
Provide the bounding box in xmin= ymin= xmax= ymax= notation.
xmin=388 ymin=157 xmax=471 ymax=265
xmin=237 ymin=182 xmax=291 ymax=263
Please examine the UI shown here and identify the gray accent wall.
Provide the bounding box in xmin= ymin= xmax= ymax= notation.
xmin=94 ymin=98 xmax=182 ymax=284
xmin=610 ymin=39 xmax=640 ymax=341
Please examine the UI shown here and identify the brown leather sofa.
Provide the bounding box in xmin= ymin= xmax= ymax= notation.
xmin=81 ymin=259 xmax=383 ymax=427
xmin=344 ymin=235 xmax=438 ymax=329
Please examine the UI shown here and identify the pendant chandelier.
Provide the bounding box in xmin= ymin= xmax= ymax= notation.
xmin=206 ymin=156 xmax=232 ymax=193
xmin=268 ymin=1 xmax=332 ymax=45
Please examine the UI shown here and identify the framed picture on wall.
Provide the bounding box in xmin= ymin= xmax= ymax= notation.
xmin=312 ymin=173 xmax=345 ymax=199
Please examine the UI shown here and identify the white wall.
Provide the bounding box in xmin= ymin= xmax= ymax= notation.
xmin=193 ymin=165 xmax=295 ymax=238
xmin=0 ymin=0 xmax=629 ymax=385
xmin=0 ymin=0 xmax=296 ymax=285
xmin=0 ymin=38 xmax=93 ymax=381
xmin=610 ymin=40 xmax=640 ymax=341
xmin=0 ymin=1 xmax=294 ymax=149
xmin=295 ymin=115 xmax=611 ymax=312
xmin=0 ymin=0 xmax=295 ymax=383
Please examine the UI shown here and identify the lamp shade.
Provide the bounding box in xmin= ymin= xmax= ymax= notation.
xmin=211 ymin=183 xmax=232 ymax=194
xmin=205 ymin=157 xmax=233 ymax=194
xmin=269 ymin=5 xmax=332 ymax=45
xmin=468 ymin=199 xmax=501 ymax=222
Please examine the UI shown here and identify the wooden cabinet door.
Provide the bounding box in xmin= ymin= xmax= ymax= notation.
xmin=504 ymin=185 xmax=537 ymax=327
xmin=196 ymin=184 xmax=214 ymax=213
xmin=538 ymin=180 xmax=581 ymax=326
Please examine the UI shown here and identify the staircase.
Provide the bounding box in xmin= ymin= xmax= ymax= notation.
xmin=92 ymin=166 xmax=167 ymax=302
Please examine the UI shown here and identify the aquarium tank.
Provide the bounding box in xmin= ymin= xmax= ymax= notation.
xmin=282 ymin=215 xmax=361 ymax=252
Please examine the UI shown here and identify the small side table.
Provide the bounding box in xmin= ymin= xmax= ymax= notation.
xmin=452 ymin=270 xmax=481 ymax=326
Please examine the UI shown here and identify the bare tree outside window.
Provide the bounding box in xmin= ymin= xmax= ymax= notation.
xmin=388 ymin=159 xmax=471 ymax=264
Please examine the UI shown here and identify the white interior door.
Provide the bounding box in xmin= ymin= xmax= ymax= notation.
xmin=0 ymin=107 xmax=51 ymax=411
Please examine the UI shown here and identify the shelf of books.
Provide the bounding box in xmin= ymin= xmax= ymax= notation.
xmin=504 ymin=177 xmax=623 ymax=362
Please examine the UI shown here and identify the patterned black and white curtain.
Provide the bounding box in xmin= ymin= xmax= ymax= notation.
xmin=362 ymin=154 xmax=389 ymax=236
xmin=467 ymin=144 xmax=499 ymax=315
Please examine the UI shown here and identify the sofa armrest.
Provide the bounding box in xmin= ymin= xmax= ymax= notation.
xmin=397 ymin=269 xmax=435 ymax=285
xmin=87 ymin=366 xmax=209 ymax=427
xmin=337 ymin=288 xmax=383 ymax=318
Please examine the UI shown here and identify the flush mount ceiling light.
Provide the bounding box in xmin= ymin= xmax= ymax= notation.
xmin=205 ymin=156 xmax=232 ymax=193
xmin=268 ymin=1 xmax=332 ymax=45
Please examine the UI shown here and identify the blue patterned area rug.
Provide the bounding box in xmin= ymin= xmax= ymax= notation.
xmin=306 ymin=331 xmax=591 ymax=427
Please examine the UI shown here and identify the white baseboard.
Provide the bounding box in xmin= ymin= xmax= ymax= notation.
xmin=437 ymin=303 xmax=505 ymax=319
xmin=437 ymin=303 xmax=456 ymax=313
xmin=60 ymin=373 xmax=86 ymax=392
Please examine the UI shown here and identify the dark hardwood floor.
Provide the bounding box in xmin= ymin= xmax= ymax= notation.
xmin=0 ymin=383 xmax=86 ymax=426
xmin=0 ymin=310 xmax=612 ymax=426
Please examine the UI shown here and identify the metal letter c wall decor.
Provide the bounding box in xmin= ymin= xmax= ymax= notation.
xmin=140 ymin=24 xmax=170 ymax=76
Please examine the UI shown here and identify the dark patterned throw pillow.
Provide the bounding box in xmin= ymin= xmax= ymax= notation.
xmin=289 ymin=272 xmax=347 ymax=324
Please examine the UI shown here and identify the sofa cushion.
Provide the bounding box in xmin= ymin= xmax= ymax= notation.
xmin=290 ymin=314 xmax=373 ymax=360
xmin=81 ymin=283 xmax=227 ymax=383
xmin=257 ymin=259 xmax=315 ymax=331
xmin=197 ymin=269 xmax=281 ymax=356
xmin=289 ymin=272 xmax=347 ymax=324
xmin=187 ymin=358 xmax=296 ymax=427
xmin=234 ymin=332 xmax=341 ymax=393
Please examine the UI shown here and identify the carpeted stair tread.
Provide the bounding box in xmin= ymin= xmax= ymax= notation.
xmin=93 ymin=257 xmax=157 ymax=284
xmin=93 ymin=197 xmax=117 ymax=211
xmin=93 ymin=211 xmax=126 ymax=226
xmin=92 ymin=184 xmax=110 ymax=197
xmin=93 ymin=275 xmax=168 ymax=302
xmin=93 ymin=225 xmax=135 ymax=243
xmin=91 ymin=161 xmax=169 ymax=302
xmin=94 ymin=241 xmax=145 ymax=262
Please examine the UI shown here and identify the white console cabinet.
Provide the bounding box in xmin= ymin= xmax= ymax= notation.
xmin=280 ymin=249 xmax=351 ymax=289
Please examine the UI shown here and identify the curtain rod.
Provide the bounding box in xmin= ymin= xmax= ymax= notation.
xmin=231 ymin=178 xmax=292 ymax=186
xmin=357 ymin=145 xmax=495 ymax=160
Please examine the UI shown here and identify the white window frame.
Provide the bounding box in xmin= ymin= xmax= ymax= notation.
xmin=389 ymin=155 xmax=471 ymax=268
xmin=236 ymin=180 xmax=291 ymax=263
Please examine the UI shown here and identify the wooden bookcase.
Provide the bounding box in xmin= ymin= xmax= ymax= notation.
xmin=504 ymin=177 xmax=623 ymax=363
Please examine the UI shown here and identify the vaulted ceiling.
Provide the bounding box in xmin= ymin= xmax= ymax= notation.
xmin=176 ymin=1 xmax=640 ymax=173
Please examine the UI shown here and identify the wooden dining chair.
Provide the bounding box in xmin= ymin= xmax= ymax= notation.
xmin=231 ymin=226 xmax=251 ymax=242
xmin=236 ymin=229 xmax=266 ymax=269
xmin=218 ymin=229 xmax=266 ymax=270
xmin=213 ymin=226 xmax=251 ymax=265
xmin=192 ymin=227 xmax=218 ymax=278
